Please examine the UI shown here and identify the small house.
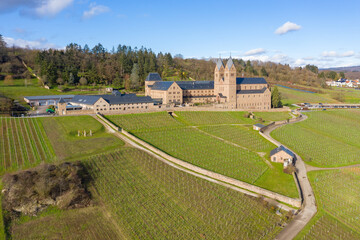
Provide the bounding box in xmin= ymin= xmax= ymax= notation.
xmin=270 ymin=145 xmax=295 ymax=166
xmin=253 ymin=123 xmax=265 ymax=131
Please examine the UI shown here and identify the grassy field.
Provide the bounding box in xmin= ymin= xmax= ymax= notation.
xmin=295 ymin=168 xmax=360 ymax=239
xmin=0 ymin=117 xmax=55 ymax=175
xmin=11 ymin=207 xmax=123 ymax=240
xmin=108 ymin=111 xmax=299 ymax=197
xmin=278 ymin=86 xmax=338 ymax=105
xmin=253 ymin=111 xmax=293 ymax=123
xmin=83 ymin=148 xmax=289 ymax=239
xmin=271 ymin=110 xmax=360 ymax=167
xmin=40 ymin=116 xmax=124 ymax=160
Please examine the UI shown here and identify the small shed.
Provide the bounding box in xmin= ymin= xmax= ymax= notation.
xmin=253 ymin=123 xmax=265 ymax=131
xmin=270 ymin=145 xmax=295 ymax=166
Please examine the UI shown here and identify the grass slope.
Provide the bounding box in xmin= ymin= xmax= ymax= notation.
xmin=295 ymin=168 xmax=360 ymax=239
xmin=40 ymin=116 xmax=124 ymax=161
xmin=11 ymin=207 xmax=123 ymax=240
xmin=84 ymin=148 xmax=288 ymax=239
xmin=272 ymin=110 xmax=360 ymax=167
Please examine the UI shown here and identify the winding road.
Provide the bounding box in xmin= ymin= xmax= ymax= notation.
xmin=260 ymin=116 xmax=317 ymax=240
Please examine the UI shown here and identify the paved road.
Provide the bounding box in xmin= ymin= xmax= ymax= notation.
xmin=260 ymin=116 xmax=318 ymax=240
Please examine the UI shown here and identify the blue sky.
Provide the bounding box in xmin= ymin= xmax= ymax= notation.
xmin=1 ymin=0 xmax=360 ymax=68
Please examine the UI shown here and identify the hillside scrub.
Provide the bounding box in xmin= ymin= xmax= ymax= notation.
xmin=1 ymin=161 xmax=92 ymax=217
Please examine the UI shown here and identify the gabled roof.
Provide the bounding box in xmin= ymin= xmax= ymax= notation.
xmin=236 ymin=77 xmax=268 ymax=85
xmin=177 ymin=81 xmax=214 ymax=90
xmin=216 ymin=58 xmax=225 ymax=70
xmin=151 ymin=81 xmax=175 ymax=91
xmin=58 ymin=97 xmax=66 ymax=103
xmin=71 ymin=95 xmax=102 ymax=105
xmin=145 ymin=72 xmax=162 ymax=81
xmin=237 ymin=87 xmax=268 ymax=94
xmin=270 ymin=145 xmax=295 ymax=157
xmin=226 ymin=57 xmax=234 ymax=70
xmin=253 ymin=123 xmax=265 ymax=128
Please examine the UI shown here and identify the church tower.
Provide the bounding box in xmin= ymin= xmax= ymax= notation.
xmin=223 ymin=57 xmax=237 ymax=108
xmin=214 ymin=58 xmax=225 ymax=101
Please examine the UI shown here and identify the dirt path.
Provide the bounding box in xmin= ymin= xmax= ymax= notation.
xmin=93 ymin=115 xmax=299 ymax=212
xmin=260 ymin=115 xmax=318 ymax=240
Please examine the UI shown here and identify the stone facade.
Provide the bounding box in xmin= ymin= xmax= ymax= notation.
xmin=145 ymin=58 xmax=271 ymax=109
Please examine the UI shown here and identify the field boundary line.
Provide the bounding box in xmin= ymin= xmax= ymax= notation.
xmin=94 ymin=114 xmax=301 ymax=209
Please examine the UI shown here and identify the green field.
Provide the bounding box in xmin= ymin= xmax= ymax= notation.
xmin=252 ymin=111 xmax=292 ymax=123
xmin=84 ymin=148 xmax=288 ymax=239
xmin=272 ymin=110 xmax=360 ymax=167
xmin=296 ymin=168 xmax=360 ymax=239
xmin=0 ymin=117 xmax=55 ymax=174
xmin=278 ymin=86 xmax=338 ymax=105
xmin=40 ymin=115 xmax=124 ymax=160
xmin=11 ymin=207 xmax=123 ymax=240
xmin=107 ymin=111 xmax=299 ymax=198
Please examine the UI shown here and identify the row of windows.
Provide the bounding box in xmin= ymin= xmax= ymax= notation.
xmin=169 ymin=92 xmax=181 ymax=94
xmin=96 ymin=106 xmax=148 ymax=111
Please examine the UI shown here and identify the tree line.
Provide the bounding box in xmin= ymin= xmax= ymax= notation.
xmin=0 ymin=34 xmax=344 ymax=91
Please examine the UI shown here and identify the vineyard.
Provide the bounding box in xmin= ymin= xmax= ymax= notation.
xmin=11 ymin=207 xmax=123 ymax=240
xmin=199 ymin=124 xmax=276 ymax=152
xmin=174 ymin=111 xmax=254 ymax=125
xmin=271 ymin=110 xmax=360 ymax=167
xmin=252 ymin=111 xmax=292 ymax=122
xmin=106 ymin=111 xmax=299 ymax=197
xmin=83 ymin=148 xmax=288 ymax=239
xmin=278 ymin=86 xmax=337 ymax=105
xmin=135 ymin=127 xmax=268 ymax=183
xmin=297 ymin=168 xmax=360 ymax=239
xmin=106 ymin=111 xmax=184 ymax=132
xmin=40 ymin=116 xmax=124 ymax=160
xmin=0 ymin=117 xmax=55 ymax=174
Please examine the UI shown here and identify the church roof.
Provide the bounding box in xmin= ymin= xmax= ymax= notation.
xmin=58 ymin=97 xmax=66 ymax=103
xmin=237 ymin=87 xmax=268 ymax=94
xmin=177 ymin=81 xmax=214 ymax=90
xmin=145 ymin=72 xmax=162 ymax=81
xmin=70 ymin=94 xmax=153 ymax=105
xmin=236 ymin=77 xmax=268 ymax=85
xmin=216 ymin=58 xmax=225 ymax=70
xmin=226 ymin=57 xmax=234 ymax=70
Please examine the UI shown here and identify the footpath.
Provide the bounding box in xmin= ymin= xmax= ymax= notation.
xmin=260 ymin=115 xmax=317 ymax=240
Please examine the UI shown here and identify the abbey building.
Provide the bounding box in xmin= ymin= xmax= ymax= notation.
xmin=145 ymin=57 xmax=271 ymax=110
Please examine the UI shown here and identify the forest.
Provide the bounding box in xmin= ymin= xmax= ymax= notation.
xmin=0 ymin=34 xmax=344 ymax=91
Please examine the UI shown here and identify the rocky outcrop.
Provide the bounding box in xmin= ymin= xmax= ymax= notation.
xmin=1 ymin=162 xmax=92 ymax=216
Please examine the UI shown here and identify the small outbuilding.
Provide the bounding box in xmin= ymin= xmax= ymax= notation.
xmin=270 ymin=145 xmax=295 ymax=167
xmin=253 ymin=123 xmax=265 ymax=131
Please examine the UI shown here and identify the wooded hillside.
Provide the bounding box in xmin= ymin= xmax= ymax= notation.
xmin=0 ymin=34 xmax=335 ymax=90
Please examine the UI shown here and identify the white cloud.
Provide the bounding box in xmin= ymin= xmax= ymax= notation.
xmin=0 ymin=0 xmax=73 ymax=17
xmin=4 ymin=36 xmax=60 ymax=49
xmin=83 ymin=3 xmax=110 ymax=19
xmin=34 ymin=0 xmax=73 ymax=17
xmin=275 ymin=21 xmax=302 ymax=35
xmin=244 ymin=48 xmax=266 ymax=56
xmin=322 ymin=50 xmax=355 ymax=58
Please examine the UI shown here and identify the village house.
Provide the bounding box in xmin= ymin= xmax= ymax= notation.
xmin=145 ymin=57 xmax=272 ymax=110
xmin=270 ymin=145 xmax=295 ymax=167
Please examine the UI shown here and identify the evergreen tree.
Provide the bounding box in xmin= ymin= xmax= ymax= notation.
xmin=271 ymin=86 xmax=282 ymax=108
xmin=260 ymin=67 xmax=268 ymax=77
xmin=130 ymin=63 xmax=140 ymax=89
